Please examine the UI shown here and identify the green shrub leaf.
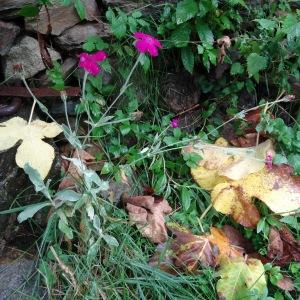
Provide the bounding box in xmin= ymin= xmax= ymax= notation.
xmin=181 ymin=47 xmax=194 ymax=73
xmin=247 ymin=53 xmax=268 ymax=77
xmin=176 ymin=0 xmax=198 ymax=24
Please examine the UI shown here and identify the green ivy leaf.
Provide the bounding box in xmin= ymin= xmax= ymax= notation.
xmin=170 ymin=24 xmax=191 ymax=48
xmin=196 ymin=22 xmax=214 ymax=45
xmin=176 ymin=0 xmax=198 ymax=24
xmin=120 ymin=123 xmax=131 ymax=136
xmin=181 ymin=47 xmax=194 ymax=73
xmin=247 ymin=53 xmax=268 ymax=77
xmin=83 ymin=36 xmax=109 ymax=52
xmin=273 ymin=154 xmax=288 ymax=165
xmin=230 ymin=62 xmax=244 ymax=75
xmin=282 ymin=14 xmax=300 ymax=40
xmin=111 ymin=15 xmax=127 ymax=39
xmin=74 ymin=0 xmax=86 ymax=20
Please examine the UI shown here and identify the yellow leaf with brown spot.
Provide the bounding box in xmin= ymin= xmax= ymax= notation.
xmin=212 ymin=165 xmax=300 ymax=227
xmin=186 ymin=139 xmax=274 ymax=189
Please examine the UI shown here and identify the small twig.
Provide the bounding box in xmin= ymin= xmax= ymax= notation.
xmin=174 ymin=103 xmax=200 ymax=118
xmin=50 ymin=246 xmax=78 ymax=291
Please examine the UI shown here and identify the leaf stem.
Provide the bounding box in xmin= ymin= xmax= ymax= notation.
xmin=100 ymin=54 xmax=141 ymax=121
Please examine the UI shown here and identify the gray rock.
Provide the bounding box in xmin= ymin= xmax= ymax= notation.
xmin=0 ymin=0 xmax=36 ymax=10
xmin=0 ymin=21 xmax=20 ymax=56
xmin=0 ymin=258 xmax=45 ymax=299
xmin=3 ymin=36 xmax=61 ymax=79
xmin=26 ymin=0 xmax=101 ymax=36
xmin=55 ymin=22 xmax=110 ymax=50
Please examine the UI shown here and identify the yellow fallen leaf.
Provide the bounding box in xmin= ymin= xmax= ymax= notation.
xmin=185 ymin=139 xmax=300 ymax=227
xmin=217 ymin=257 xmax=267 ymax=300
xmin=212 ymin=165 xmax=300 ymax=223
xmin=187 ymin=139 xmax=274 ymax=190
xmin=0 ymin=117 xmax=62 ymax=179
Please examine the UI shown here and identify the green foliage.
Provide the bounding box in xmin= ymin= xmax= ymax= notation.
xmin=16 ymin=1 xmax=300 ymax=299
xmin=46 ymin=61 xmax=65 ymax=91
xmin=19 ymin=4 xmax=39 ymax=17
xmin=106 ymin=8 xmax=149 ymax=39
xmin=247 ymin=53 xmax=268 ymax=79
xmin=74 ymin=0 xmax=85 ymax=20
xmin=257 ymin=113 xmax=300 ymax=174
xmin=83 ymin=36 xmax=109 ymax=52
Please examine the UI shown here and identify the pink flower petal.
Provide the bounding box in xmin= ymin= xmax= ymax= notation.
xmin=171 ymin=118 xmax=179 ymax=128
xmin=134 ymin=32 xmax=148 ymax=39
xmin=135 ymin=40 xmax=148 ymax=53
xmin=147 ymin=44 xmax=159 ymax=57
xmin=91 ymin=50 xmax=107 ymax=62
xmin=133 ymin=32 xmax=162 ymax=57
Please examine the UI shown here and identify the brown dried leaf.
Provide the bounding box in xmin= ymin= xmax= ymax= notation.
xmin=221 ymin=225 xmax=254 ymax=253
xmin=149 ymin=224 xmax=254 ymax=274
xmin=268 ymin=228 xmax=283 ymax=259
xmin=277 ymin=276 xmax=295 ymax=291
xmin=122 ymin=193 xmax=172 ymax=244
xmin=268 ymin=226 xmax=300 ymax=265
xmin=208 ymin=227 xmax=245 ymax=264
xmin=230 ymin=133 xmax=259 ymax=148
xmin=148 ymin=243 xmax=177 ymax=275
xmin=59 ymin=148 xmax=96 ymax=190
xmin=169 ymin=223 xmax=217 ymax=271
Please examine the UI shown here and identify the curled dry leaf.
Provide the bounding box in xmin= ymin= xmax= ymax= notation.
xmin=230 ymin=132 xmax=260 ymax=148
xmin=268 ymin=226 xmax=300 ymax=265
xmin=187 ymin=139 xmax=300 ymax=227
xmin=217 ymin=36 xmax=231 ymax=64
xmin=122 ymin=193 xmax=172 ymax=244
xmin=217 ymin=257 xmax=267 ymax=300
xmin=0 ymin=117 xmax=62 ymax=179
xmin=59 ymin=148 xmax=95 ymax=190
xmin=276 ymin=276 xmax=295 ymax=291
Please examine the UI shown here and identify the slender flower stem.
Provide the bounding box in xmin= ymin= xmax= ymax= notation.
xmin=82 ymin=71 xmax=88 ymax=100
xmin=61 ymin=91 xmax=71 ymax=130
xmin=100 ymin=54 xmax=141 ymax=121
xmin=22 ymin=76 xmax=36 ymax=125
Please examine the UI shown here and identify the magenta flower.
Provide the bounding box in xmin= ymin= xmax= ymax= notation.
xmin=79 ymin=50 xmax=107 ymax=76
xmin=170 ymin=118 xmax=179 ymax=128
xmin=265 ymin=151 xmax=273 ymax=170
xmin=133 ymin=32 xmax=162 ymax=57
